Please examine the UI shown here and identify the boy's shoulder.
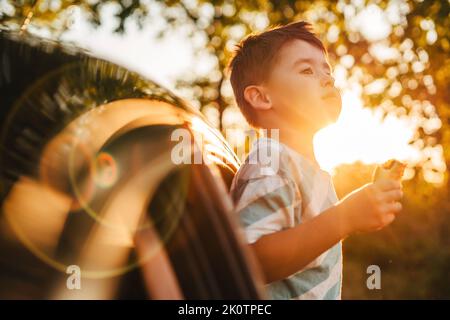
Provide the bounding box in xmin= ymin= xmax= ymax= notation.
xmin=237 ymin=138 xmax=298 ymax=178
xmin=230 ymin=138 xmax=303 ymax=198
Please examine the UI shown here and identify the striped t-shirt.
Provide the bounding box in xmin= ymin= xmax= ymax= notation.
xmin=230 ymin=137 xmax=342 ymax=300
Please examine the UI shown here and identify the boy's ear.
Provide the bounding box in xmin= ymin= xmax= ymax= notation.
xmin=243 ymin=85 xmax=272 ymax=111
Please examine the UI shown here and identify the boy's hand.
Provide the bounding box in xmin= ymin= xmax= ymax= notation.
xmin=338 ymin=179 xmax=403 ymax=234
xmin=372 ymin=159 xmax=407 ymax=182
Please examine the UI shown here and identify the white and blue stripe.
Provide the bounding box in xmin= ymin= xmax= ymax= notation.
xmin=230 ymin=137 xmax=342 ymax=300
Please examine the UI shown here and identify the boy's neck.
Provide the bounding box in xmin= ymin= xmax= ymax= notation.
xmin=265 ymin=126 xmax=321 ymax=170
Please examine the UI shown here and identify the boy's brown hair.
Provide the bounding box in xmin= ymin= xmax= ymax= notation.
xmin=227 ymin=21 xmax=327 ymax=127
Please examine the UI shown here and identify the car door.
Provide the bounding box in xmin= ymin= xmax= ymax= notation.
xmin=0 ymin=30 xmax=265 ymax=299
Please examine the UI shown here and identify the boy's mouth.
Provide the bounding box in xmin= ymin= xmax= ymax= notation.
xmin=322 ymin=89 xmax=339 ymax=100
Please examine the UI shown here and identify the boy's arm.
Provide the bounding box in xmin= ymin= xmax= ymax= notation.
xmin=235 ymin=173 xmax=299 ymax=246
xmin=250 ymin=203 xmax=348 ymax=283
xmin=234 ymin=171 xmax=338 ymax=283
xmin=248 ymin=179 xmax=403 ymax=284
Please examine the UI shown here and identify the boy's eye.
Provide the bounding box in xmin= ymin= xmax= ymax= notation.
xmin=300 ymin=67 xmax=313 ymax=74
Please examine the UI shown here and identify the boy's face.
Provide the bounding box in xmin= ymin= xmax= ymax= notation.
xmin=264 ymin=39 xmax=342 ymax=132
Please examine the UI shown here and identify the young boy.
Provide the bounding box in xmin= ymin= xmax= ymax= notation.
xmin=228 ymin=21 xmax=404 ymax=299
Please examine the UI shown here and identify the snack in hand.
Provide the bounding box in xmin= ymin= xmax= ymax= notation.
xmin=372 ymin=159 xmax=406 ymax=182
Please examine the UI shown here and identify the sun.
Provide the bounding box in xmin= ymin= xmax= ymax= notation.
xmin=314 ymin=89 xmax=418 ymax=178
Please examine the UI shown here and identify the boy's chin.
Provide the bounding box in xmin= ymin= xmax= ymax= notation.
xmin=315 ymin=110 xmax=341 ymax=130
xmin=324 ymin=100 xmax=342 ymax=124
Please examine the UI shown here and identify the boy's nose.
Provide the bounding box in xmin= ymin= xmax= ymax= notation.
xmin=320 ymin=74 xmax=335 ymax=88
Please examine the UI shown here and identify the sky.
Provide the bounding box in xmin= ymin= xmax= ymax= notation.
xmin=61 ymin=1 xmax=214 ymax=91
